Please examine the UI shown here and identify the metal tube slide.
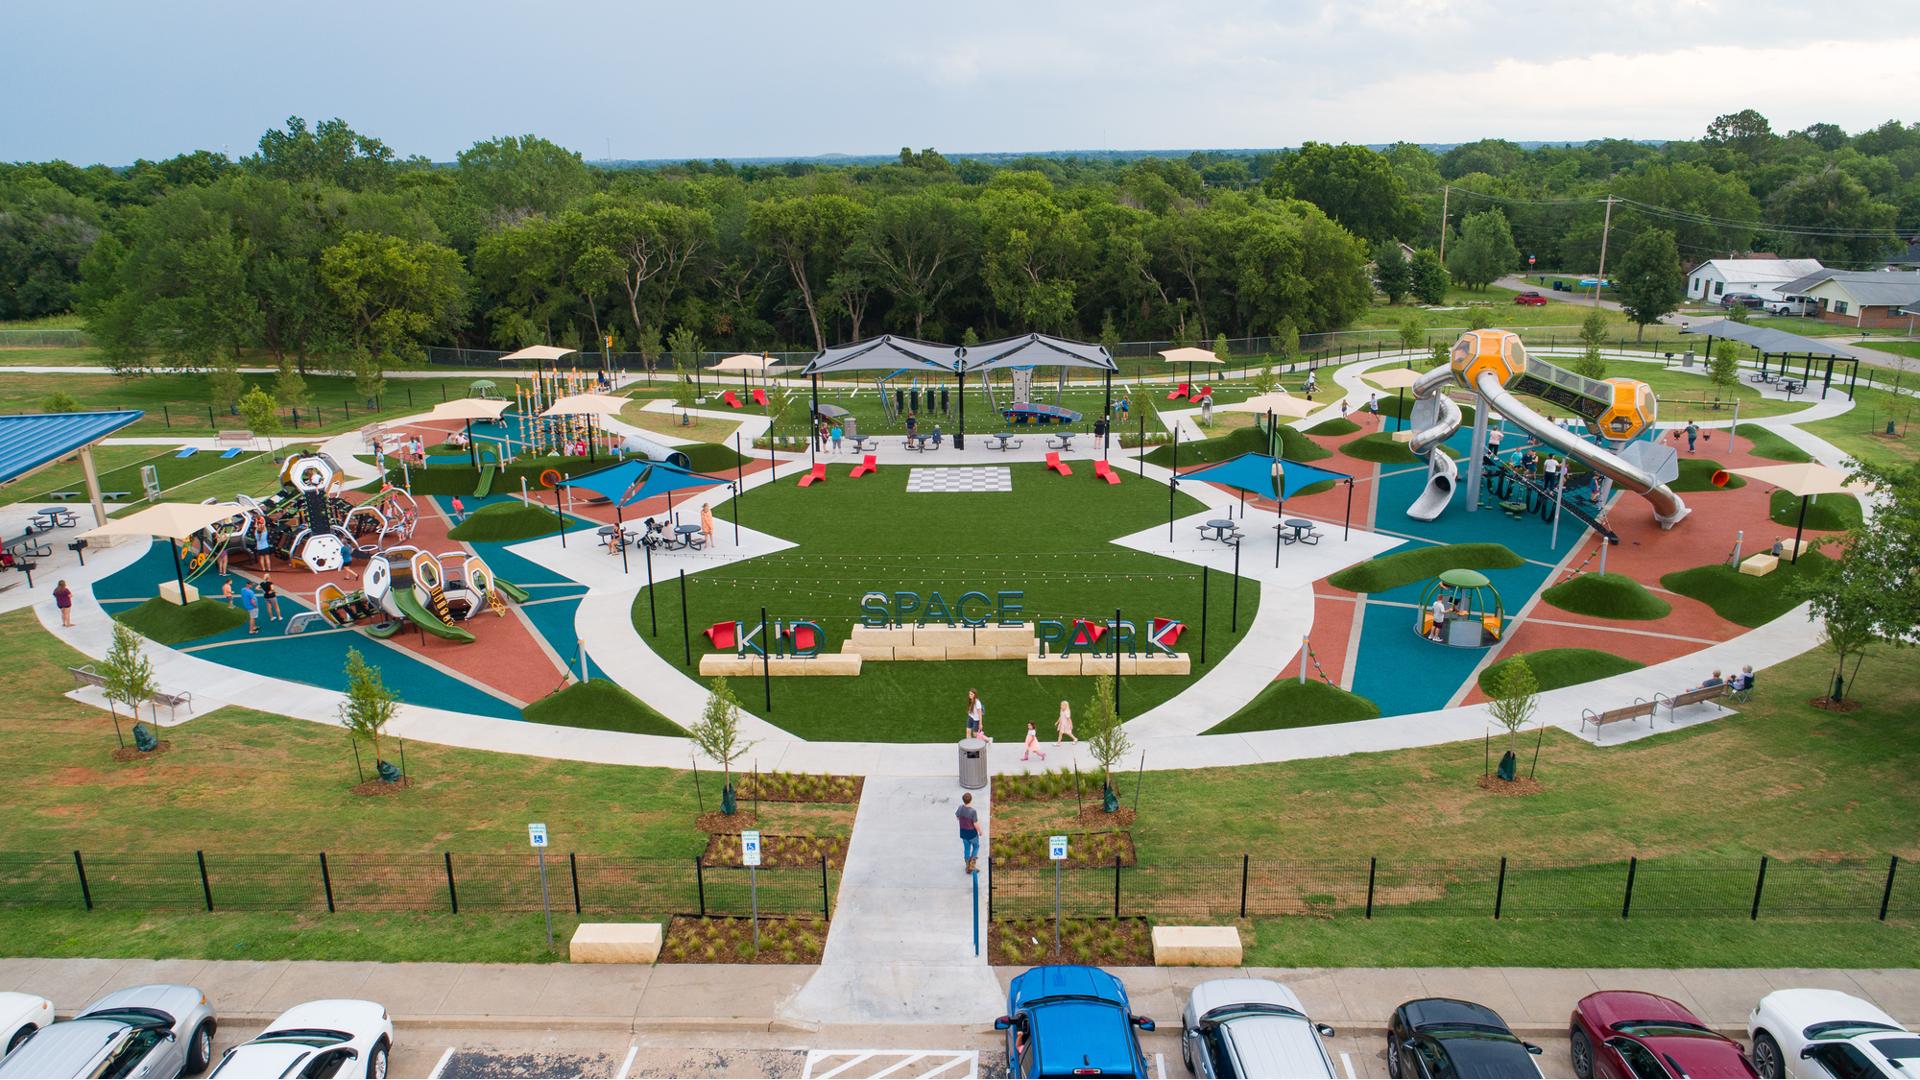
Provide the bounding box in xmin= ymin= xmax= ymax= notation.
xmin=1470 ymin=369 xmax=1689 ymax=527
xmin=1405 ymin=365 xmax=1462 ymax=521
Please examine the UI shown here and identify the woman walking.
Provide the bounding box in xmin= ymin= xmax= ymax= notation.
xmin=259 ymin=573 xmax=282 ymax=622
xmin=1022 ymin=722 xmax=1046 ymax=762
xmin=53 ymin=580 xmax=73 ymax=627
xmin=965 ymin=688 xmax=990 ymax=743
xmin=1055 ymin=700 xmax=1076 ymax=744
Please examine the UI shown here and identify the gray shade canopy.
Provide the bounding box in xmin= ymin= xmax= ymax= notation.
xmin=1678 ymin=319 xmax=1856 ymax=358
xmin=799 ymin=335 xmax=960 ymax=376
xmin=962 ymin=333 xmax=1116 ymax=373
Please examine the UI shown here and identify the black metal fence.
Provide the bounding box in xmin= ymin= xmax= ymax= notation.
xmin=988 ymin=854 xmax=1912 ymax=923
xmin=0 ymin=851 xmax=836 ymax=922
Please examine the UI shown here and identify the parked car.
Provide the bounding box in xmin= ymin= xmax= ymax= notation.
xmin=0 ymin=983 xmax=215 ymax=1079
xmin=1181 ymin=978 xmax=1337 ymax=1078
xmin=1387 ymin=998 xmax=1545 ymax=1078
xmin=0 ymin=993 xmax=54 ymax=1055
xmin=209 ymin=999 xmax=392 ymax=1079
xmin=1570 ymin=990 xmax=1757 ymax=1078
xmin=1767 ymin=298 xmax=1818 ymax=317
xmin=1748 ymin=988 xmax=1919 ymax=1078
xmin=995 ymin=965 xmax=1156 ymax=1078
xmin=1514 ymin=291 xmax=1550 ymax=306
xmin=1720 ymin=292 xmax=1769 ymax=310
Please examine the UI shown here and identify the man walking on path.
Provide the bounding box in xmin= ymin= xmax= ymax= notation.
xmin=1685 ymin=420 xmax=1699 ymax=452
xmin=957 ymin=791 xmax=981 ymax=874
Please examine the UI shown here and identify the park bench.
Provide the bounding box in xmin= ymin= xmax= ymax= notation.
xmin=1656 ymin=683 xmax=1728 ymax=719
xmin=216 ymin=429 xmax=254 ymax=448
xmin=68 ymin=665 xmax=107 ymax=691
xmin=1579 ymin=697 xmax=1656 ymax=735
xmin=67 ymin=664 xmax=193 ymax=722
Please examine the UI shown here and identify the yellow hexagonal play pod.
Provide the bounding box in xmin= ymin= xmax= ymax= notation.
xmin=1596 ymin=378 xmax=1657 ymax=439
xmin=1449 ymin=328 xmax=1527 ymax=389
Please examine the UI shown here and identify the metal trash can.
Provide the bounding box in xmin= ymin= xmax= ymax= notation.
xmin=958 ymin=737 xmax=988 ymax=789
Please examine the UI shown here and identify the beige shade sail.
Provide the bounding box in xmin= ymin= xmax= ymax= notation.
xmin=712 ymin=353 xmax=780 ymax=373
xmin=83 ymin=501 xmax=246 ymax=541
xmin=541 ymin=392 xmax=629 ymax=417
xmin=1221 ymin=392 xmax=1319 ymax=418
xmin=426 ymin=397 xmax=513 ymax=422
xmin=500 ymin=345 xmax=579 ymax=363
xmin=1729 ymin=462 xmax=1855 ymax=496
xmin=1159 ymin=346 xmax=1224 ymax=365
xmin=1361 ymin=366 xmax=1427 ymax=390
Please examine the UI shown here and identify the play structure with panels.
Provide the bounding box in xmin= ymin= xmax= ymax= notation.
xmin=313 ymin=545 xmax=530 ymax=643
xmin=1416 ymin=570 xmax=1504 ymax=649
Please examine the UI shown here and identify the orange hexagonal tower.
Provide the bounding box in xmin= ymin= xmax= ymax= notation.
xmin=1449 ymin=328 xmax=1527 ymax=389
xmin=1596 ymin=378 xmax=1658 ymax=439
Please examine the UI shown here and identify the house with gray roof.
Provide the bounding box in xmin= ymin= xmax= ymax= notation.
xmin=1774 ymin=268 xmax=1920 ymax=329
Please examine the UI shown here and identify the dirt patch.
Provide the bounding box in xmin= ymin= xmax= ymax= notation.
xmin=995 ymin=831 xmax=1136 ymax=869
xmin=702 ymin=832 xmax=847 ymax=869
xmin=661 ymin=915 xmax=827 ymax=964
xmin=350 ymin=777 xmax=413 ymax=797
xmin=110 ymin=741 xmax=172 ymax=763
xmin=1475 ymin=775 xmax=1544 ymax=797
xmin=734 ymin=772 xmax=863 ymax=804
xmin=1072 ymin=807 xmax=1135 ymax=829
xmin=1808 ymin=697 xmax=1863 ymax=712
xmin=696 ymin=811 xmax=758 ymax=832
xmin=988 ymin=917 xmax=1153 ymax=967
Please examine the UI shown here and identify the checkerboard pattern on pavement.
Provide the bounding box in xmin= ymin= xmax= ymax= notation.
xmin=905 ymin=467 xmax=1013 ymax=493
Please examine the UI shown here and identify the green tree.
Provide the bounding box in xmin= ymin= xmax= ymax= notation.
xmin=249 ymin=117 xmax=396 ymax=189
xmin=1468 ymin=307 xmax=1495 ymax=331
xmin=1409 ymin=248 xmax=1449 ymax=304
xmin=1710 ymin=340 xmax=1741 ymax=388
xmin=350 ymin=352 xmax=386 ymax=405
xmin=635 ymin=323 xmax=663 ymax=374
xmin=667 ymin=324 xmax=702 ymax=409
xmin=339 ymin=647 xmax=400 ymax=782
xmin=207 ymin=355 xmax=244 ymax=415
xmin=1212 ymin=332 xmax=1230 ymax=362
xmin=99 ymin=621 xmax=157 ymax=749
xmin=866 ymin=191 xmax=978 ymax=338
xmin=319 ymin=231 xmax=469 ymax=366
xmin=456 ymin=135 xmax=593 ymax=220
xmin=1266 ymin=143 xmax=1419 ymax=242
xmin=1082 ymin=673 xmax=1130 ymax=812
xmin=691 ymin=676 xmax=755 ymax=814
xmin=1792 ymin=461 xmax=1920 ymax=702
xmin=238 ymin=386 xmax=282 ymax=455
xmin=1613 ymin=228 xmax=1683 ymax=341
xmin=1445 ymin=210 xmax=1517 ymax=289
xmin=747 ymin=193 xmax=871 ymax=350
xmin=1574 ymin=309 xmax=1609 ymax=380
xmin=977 ymin=175 xmax=1090 ymax=334
xmin=1097 ymin=312 xmax=1121 ymax=359
xmin=1374 ymin=240 xmax=1412 ymax=303
xmin=1397 ymin=316 xmax=1423 ymax=355
xmin=1486 ymin=655 xmax=1538 ymax=779
xmin=41 ymin=391 xmax=80 ymax=413
xmin=272 ymin=359 xmax=310 ymax=414
xmin=1767 ymin=166 xmax=1899 ymax=264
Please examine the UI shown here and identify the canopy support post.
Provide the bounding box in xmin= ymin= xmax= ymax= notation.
xmin=169 ymin=537 xmax=188 ymax=606
xmin=956 ymin=369 xmax=966 ymax=450
xmin=809 ymin=375 xmax=819 ymax=466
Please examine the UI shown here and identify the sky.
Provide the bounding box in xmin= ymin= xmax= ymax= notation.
xmin=6 ymin=0 xmax=1918 ymax=165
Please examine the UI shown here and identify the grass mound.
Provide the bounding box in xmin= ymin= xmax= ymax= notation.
xmin=1328 ymin=542 xmax=1525 ymax=594
xmin=522 ymin=679 xmax=684 ymax=736
xmin=1662 ymin=553 xmax=1829 ymax=628
xmin=1671 ymin=458 xmax=1746 ymax=492
xmin=115 ymin=598 xmax=246 ymax=645
xmin=1342 ymin=431 xmax=1448 ymax=465
xmin=448 ymin=500 xmax=563 ymax=542
xmin=1312 ymin=417 xmax=1362 ymax=436
xmin=682 ymin=442 xmax=747 ymax=472
xmin=1477 ymin=648 xmax=1645 ymax=695
xmin=1143 ymin=422 xmax=1331 ymax=467
xmin=1540 ymin=572 xmax=1672 ymax=620
xmin=1734 ymin=423 xmax=1812 ymax=463
xmin=1206 ymin=679 xmax=1380 ymax=734
xmin=1770 ymin=490 xmax=1861 ymax=532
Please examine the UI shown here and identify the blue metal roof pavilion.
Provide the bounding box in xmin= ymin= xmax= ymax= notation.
xmin=0 ymin=410 xmax=144 ymax=525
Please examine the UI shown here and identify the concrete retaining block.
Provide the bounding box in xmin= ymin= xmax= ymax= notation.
xmin=892 ymin=645 xmax=947 ymax=661
xmin=840 ymin=641 xmax=895 ymax=660
xmin=1151 ymin=925 xmax=1241 ymax=967
xmin=975 ymin=623 xmax=1035 ymax=648
xmin=913 ymin=626 xmax=974 ymax=647
xmin=945 ymin=645 xmax=998 ymax=661
xmin=1134 ymin=654 xmax=1192 ymax=676
xmin=1026 ymin=655 xmax=1082 ymax=676
xmin=570 ymin=922 xmax=662 ymax=964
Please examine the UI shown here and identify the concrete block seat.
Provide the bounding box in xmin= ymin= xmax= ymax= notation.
xmin=1739 ymin=553 xmax=1779 ymax=577
xmin=1151 ymin=925 xmax=1241 ymax=966
xmin=570 ymin=922 xmax=662 ymax=964
xmin=1026 ymin=654 xmax=1082 ymax=676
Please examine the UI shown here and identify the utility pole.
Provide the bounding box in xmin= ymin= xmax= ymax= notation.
xmin=1438 ymin=185 xmax=1450 ymax=262
xmin=1593 ymin=195 xmax=1616 ymax=307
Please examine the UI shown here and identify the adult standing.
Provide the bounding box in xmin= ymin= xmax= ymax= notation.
xmin=1429 ymin=593 xmax=1448 ymax=641
xmin=956 ymin=791 xmax=982 ymax=875
xmin=905 ymin=412 xmax=919 ymax=443
xmin=966 ymin=688 xmax=990 ymax=743
xmin=53 ymin=579 xmax=73 ymax=627
xmin=253 ymin=515 xmax=273 ymax=571
xmin=699 ymin=502 xmax=716 ymax=548
xmin=1684 ymin=420 xmax=1699 ymax=453
xmin=1486 ymin=425 xmax=1504 ymax=462
xmin=240 ymin=581 xmax=260 ymax=635
xmin=259 ymin=573 xmax=282 ymax=622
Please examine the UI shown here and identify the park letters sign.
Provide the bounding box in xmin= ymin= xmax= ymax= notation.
xmin=726 ymin=588 xmax=1181 ymax=658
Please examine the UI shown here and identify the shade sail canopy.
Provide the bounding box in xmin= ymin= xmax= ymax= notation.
xmin=963 ymin=333 xmax=1116 ymax=373
xmin=1361 ymin=367 xmax=1427 ymax=390
xmin=561 ymin=460 xmax=728 ymax=507
xmin=0 ymin=410 xmax=143 ymax=487
xmin=1182 ymin=451 xmax=1351 ymax=501
xmin=1730 ymin=462 xmax=1855 ymax=497
xmin=1221 ymin=392 xmax=1318 ymax=418
xmin=800 ymin=335 xmax=960 ymax=377
xmin=500 ymin=345 xmax=579 ymax=363
xmin=541 ymin=392 xmax=629 ymax=417
xmin=1679 ymin=320 xmax=1855 ymax=359
xmin=713 ymin=353 xmax=781 ymax=373
xmin=426 ymin=397 xmax=513 ymax=422
xmin=82 ymin=501 xmax=246 ymax=541
xmin=1159 ymin=346 xmax=1223 ymax=365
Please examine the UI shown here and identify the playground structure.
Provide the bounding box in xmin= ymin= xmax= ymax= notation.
xmin=185 ymin=453 xmax=365 ymax=577
xmin=1407 ymin=329 xmax=1686 ymax=528
xmin=1416 ymin=569 xmax=1505 ymax=648
xmin=507 ymin=369 xmax=617 ymax=458
xmin=985 ymin=365 xmax=1082 ymax=426
xmin=313 ymin=545 xmax=530 ymax=644
xmin=876 ymin=369 xmax=953 ymax=423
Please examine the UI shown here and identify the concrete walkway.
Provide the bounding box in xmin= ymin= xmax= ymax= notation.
xmin=781 ymin=778 xmax=1002 ymax=1026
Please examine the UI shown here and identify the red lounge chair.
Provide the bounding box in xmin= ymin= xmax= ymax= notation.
xmin=1070 ymin=618 xmax=1107 ymax=647
xmin=1045 ymin=452 xmax=1073 ymax=476
xmin=722 ymin=390 xmax=744 ymax=409
xmin=1197 ymin=384 xmax=1212 ymax=400
xmin=753 ymin=387 xmax=769 ymax=407
xmin=785 ymin=624 xmax=819 ymax=652
xmin=1092 ymin=459 xmax=1121 ymax=485
xmin=703 ymin=622 xmax=738 ymax=650
xmin=850 ymin=454 xmax=878 ymax=478
xmin=797 ymin=462 xmax=827 ymax=488
xmin=1149 ymin=617 xmax=1186 ymax=647
xmin=1167 ymin=382 xmax=1190 ymax=401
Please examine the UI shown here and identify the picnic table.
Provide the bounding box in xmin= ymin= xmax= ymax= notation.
xmin=1278 ymin=518 xmax=1321 ymax=545
xmin=986 ymin=432 xmax=1024 ymax=451
xmin=671 ymin=524 xmax=706 ymax=550
xmin=1046 ymin=432 xmax=1076 ymax=451
xmin=33 ymin=507 xmax=77 ymax=530
xmin=847 ymin=434 xmax=876 ymax=453
xmin=1197 ymin=518 xmax=1239 ymax=542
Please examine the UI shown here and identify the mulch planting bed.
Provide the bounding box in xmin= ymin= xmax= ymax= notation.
xmin=1809 ymin=696 xmax=1862 ymax=712
xmin=696 ymin=811 xmax=758 ymax=832
xmin=350 ymin=777 xmax=414 ymax=797
xmin=110 ymin=741 xmax=172 ymax=763
xmin=703 ymin=832 xmax=848 ymax=869
xmin=988 ymin=916 xmax=1153 ymax=967
xmin=661 ymin=915 xmax=828 ymax=965
xmin=734 ymin=772 xmax=863 ymax=804
xmin=1475 ymin=775 xmax=1544 ymax=797
xmin=994 ymin=831 xmax=1136 ymax=869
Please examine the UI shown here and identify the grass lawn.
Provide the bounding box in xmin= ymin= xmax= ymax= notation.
xmin=0 ymin=343 xmax=110 ymax=367
xmin=1539 ymin=573 xmax=1672 ymax=620
xmin=631 ymin=461 xmax=1260 ymax=742
xmin=1204 ymin=679 xmax=1379 ymax=734
xmin=1733 ymin=423 xmax=1813 ymax=463
xmin=1311 ymin=417 xmax=1360 ymax=437
xmin=1 ymin=446 xmax=265 ymax=508
xmin=522 ymin=679 xmax=683 ymax=735
xmin=1477 ymin=648 xmax=1645 ymax=694
xmin=1341 ymin=432 xmax=1423 ymax=464
xmin=1861 ymin=341 xmax=1920 ymax=360
xmin=1328 ymin=543 xmax=1525 ymax=593
xmin=114 ymin=598 xmax=247 ymax=645
xmin=447 ymin=500 xmax=567 ymax=542
xmin=1770 ymin=490 xmax=1861 ymax=532
xmin=1662 ymin=553 xmax=1828 ymax=627
xmin=620 ymin=400 xmax=745 ymax=443
xmin=109 ymin=456 xmax=287 ymax=518
xmin=1143 ymin=422 xmax=1330 ymax=468
xmin=1670 ymin=457 xmax=1744 ymax=492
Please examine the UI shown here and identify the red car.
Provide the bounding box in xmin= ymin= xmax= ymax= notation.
xmin=1514 ymin=291 xmax=1549 ymax=306
xmin=1570 ymin=991 xmax=1757 ymax=1078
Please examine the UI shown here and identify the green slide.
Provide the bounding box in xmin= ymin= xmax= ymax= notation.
xmin=389 ymin=588 xmax=476 ymax=643
xmin=475 ymin=464 xmax=496 ymax=497
xmin=493 ymin=578 xmax=531 ymax=604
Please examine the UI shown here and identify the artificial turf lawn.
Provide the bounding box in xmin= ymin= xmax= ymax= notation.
xmin=1327 ymin=542 xmax=1525 ymax=593
xmin=1670 ymin=457 xmax=1745 ymax=492
xmin=1661 ymin=552 xmax=1829 ymax=628
xmin=630 ymin=461 xmax=1260 ymax=742
xmin=447 ymin=500 xmax=567 ymax=542
xmin=1539 ymin=573 xmax=1672 ymax=621
xmin=1340 ymin=432 xmax=1426 ymax=464
xmin=1734 ymin=423 xmax=1812 ymax=462
xmin=1770 ymin=490 xmax=1861 ymax=532
xmin=114 ymin=598 xmax=247 ymax=644
xmin=1313 ymin=417 xmax=1361 ymax=436
xmin=1204 ymin=678 xmax=1380 ymax=734
xmin=522 ymin=678 xmax=683 ymax=735
xmin=1476 ymin=648 xmax=1645 ymax=694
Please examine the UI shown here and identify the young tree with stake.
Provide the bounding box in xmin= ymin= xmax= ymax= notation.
xmin=693 ymin=676 xmax=755 ymax=814
xmin=99 ymin=622 xmax=157 ymax=750
xmin=1486 ymin=655 xmax=1538 ymax=782
xmin=1082 ymin=674 xmax=1130 ymax=813
xmin=340 ymin=647 xmax=400 ymax=783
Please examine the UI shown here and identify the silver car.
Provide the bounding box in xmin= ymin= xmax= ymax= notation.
xmin=0 ymin=983 xmax=217 ymax=1079
xmin=1182 ymin=978 xmax=1339 ymax=1079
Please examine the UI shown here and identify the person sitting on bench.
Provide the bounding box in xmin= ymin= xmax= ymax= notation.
xmin=929 ymin=424 xmax=943 ymax=449
xmin=1696 ymin=669 xmax=1725 ymax=689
